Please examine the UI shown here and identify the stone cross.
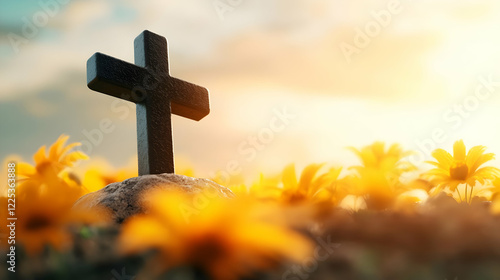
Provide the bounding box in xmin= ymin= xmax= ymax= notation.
xmin=86 ymin=30 xmax=210 ymax=175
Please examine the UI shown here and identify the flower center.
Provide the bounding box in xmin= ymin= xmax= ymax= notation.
xmin=25 ymin=215 xmax=52 ymax=230
xmin=450 ymin=162 xmax=468 ymax=180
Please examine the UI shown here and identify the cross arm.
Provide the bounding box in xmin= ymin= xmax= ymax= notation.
xmin=167 ymin=77 xmax=210 ymax=121
xmin=87 ymin=52 xmax=148 ymax=103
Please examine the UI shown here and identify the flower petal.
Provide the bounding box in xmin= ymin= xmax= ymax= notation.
xmin=298 ymin=163 xmax=324 ymax=195
xmin=48 ymin=135 xmax=69 ymax=161
xmin=17 ymin=162 xmax=36 ymax=178
xmin=453 ymin=140 xmax=466 ymax=161
xmin=466 ymin=145 xmax=486 ymax=171
xmin=33 ymin=146 xmax=47 ymax=165
xmin=470 ymin=153 xmax=495 ymax=174
xmin=282 ymin=164 xmax=298 ymax=192
xmin=431 ymin=149 xmax=453 ymax=169
xmin=473 ymin=166 xmax=500 ymax=180
xmin=448 ymin=180 xmax=461 ymax=191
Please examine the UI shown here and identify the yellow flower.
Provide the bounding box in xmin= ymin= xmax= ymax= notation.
xmin=488 ymin=176 xmax=500 ymax=201
xmin=119 ymin=190 xmax=312 ymax=280
xmin=349 ymin=142 xmax=416 ymax=176
xmin=7 ymin=135 xmax=108 ymax=255
xmin=16 ymin=135 xmax=89 ymax=202
xmin=210 ymin=170 xmax=246 ymax=188
xmin=393 ymin=189 xmax=429 ymax=213
xmin=82 ymin=158 xmax=138 ymax=192
xmin=175 ymin=156 xmax=197 ymax=177
xmin=83 ymin=168 xmax=135 ymax=192
xmin=279 ymin=164 xmax=343 ymax=205
xmin=228 ymin=164 xmax=343 ymax=206
xmin=81 ymin=156 xmax=195 ymax=192
xmin=229 ymin=173 xmax=281 ymax=199
xmin=426 ymin=140 xmax=499 ymax=203
xmin=345 ymin=142 xmax=417 ymax=210
xmin=342 ymin=169 xmax=397 ymax=210
xmin=10 ymin=185 xmax=108 ymax=255
xmin=18 ymin=135 xmax=88 ymax=183
xmin=342 ymin=173 xmax=420 ymax=211
xmin=492 ymin=195 xmax=500 ymax=215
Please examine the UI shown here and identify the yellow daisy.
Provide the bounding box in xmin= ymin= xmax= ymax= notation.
xmin=119 ymin=190 xmax=312 ymax=280
xmin=82 ymin=158 xmax=137 ymax=192
xmin=349 ymin=142 xmax=416 ymax=176
xmin=229 ymin=173 xmax=282 ymax=199
xmin=279 ymin=164 xmax=343 ymax=205
xmin=341 ymin=168 xmax=407 ymax=210
xmin=426 ymin=140 xmax=499 ymax=203
xmin=11 ymin=184 xmax=108 ymax=255
xmin=229 ymin=164 xmax=343 ymax=206
xmin=345 ymin=142 xmax=418 ymax=210
xmin=16 ymin=135 xmax=89 ymax=203
xmin=17 ymin=134 xmax=88 ymax=183
xmin=487 ymin=176 xmax=500 ymax=201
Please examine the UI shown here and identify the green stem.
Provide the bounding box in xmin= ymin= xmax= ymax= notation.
xmin=465 ymin=184 xmax=468 ymax=204
xmin=469 ymin=185 xmax=474 ymax=204
xmin=456 ymin=188 xmax=463 ymax=203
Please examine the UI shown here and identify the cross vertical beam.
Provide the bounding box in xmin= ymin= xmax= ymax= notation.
xmin=134 ymin=31 xmax=173 ymax=175
xmin=86 ymin=30 xmax=210 ymax=175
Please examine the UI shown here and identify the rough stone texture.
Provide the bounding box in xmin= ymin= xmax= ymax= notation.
xmin=73 ymin=174 xmax=234 ymax=223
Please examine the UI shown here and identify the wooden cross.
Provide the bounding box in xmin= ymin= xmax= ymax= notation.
xmin=86 ymin=30 xmax=210 ymax=175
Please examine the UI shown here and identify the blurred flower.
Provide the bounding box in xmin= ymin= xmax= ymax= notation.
xmin=492 ymin=195 xmax=500 ymax=215
xmin=349 ymin=142 xmax=416 ymax=177
xmin=229 ymin=173 xmax=281 ymax=199
xmin=82 ymin=158 xmax=137 ymax=192
xmin=175 ymin=156 xmax=197 ymax=177
xmin=16 ymin=135 xmax=89 ymax=202
xmin=80 ymin=155 xmax=195 ymax=192
xmin=308 ymin=166 xmax=344 ymax=203
xmin=276 ymin=164 xmax=343 ymax=205
xmin=0 ymin=136 xmax=109 ymax=256
xmin=342 ymin=169 xmax=401 ymax=210
xmin=393 ymin=189 xmax=429 ymax=213
xmin=488 ymin=176 xmax=500 ymax=201
xmin=79 ymin=156 xmax=204 ymax=192
xmin=339 ymin=194 xmax=367 ymax=211
xmin=229 ymin=164 xmax=344 ymax=207
xmin=426 ymin=140 xmax=499 ymax=203
xmin=210 ymin=170 xmax=246 ymax=189
xmin=345 ymin=142 xmax=417 ymax=210
xmin=15 ymin=186 xmax=108 ymax=255
xmin=119 ymin=190 xmax=312 ymax=280
xmin=17 ymin=134 xmax=88 ymax=184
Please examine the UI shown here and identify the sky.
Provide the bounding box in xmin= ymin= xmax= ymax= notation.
xmin=2 ymin=0 xmax=500 ymax=183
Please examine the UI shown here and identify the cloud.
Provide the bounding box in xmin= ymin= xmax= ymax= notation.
xmin=4 ymin=0 xmax=500 ymax=179
xmin=189 ymin=28 xmax=442 ymax=103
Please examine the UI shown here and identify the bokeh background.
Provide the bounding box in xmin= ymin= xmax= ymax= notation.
xmin=2 ymin=0 xmax=500 ymax=182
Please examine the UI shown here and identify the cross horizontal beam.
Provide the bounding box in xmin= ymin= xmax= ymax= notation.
xmin=87 ymin=52 xmax=210 ymax=120
xmin=86 ymin=30 xmax=211 ymax=175
xmin=87 ymin=52 xmax=147 ymax=103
